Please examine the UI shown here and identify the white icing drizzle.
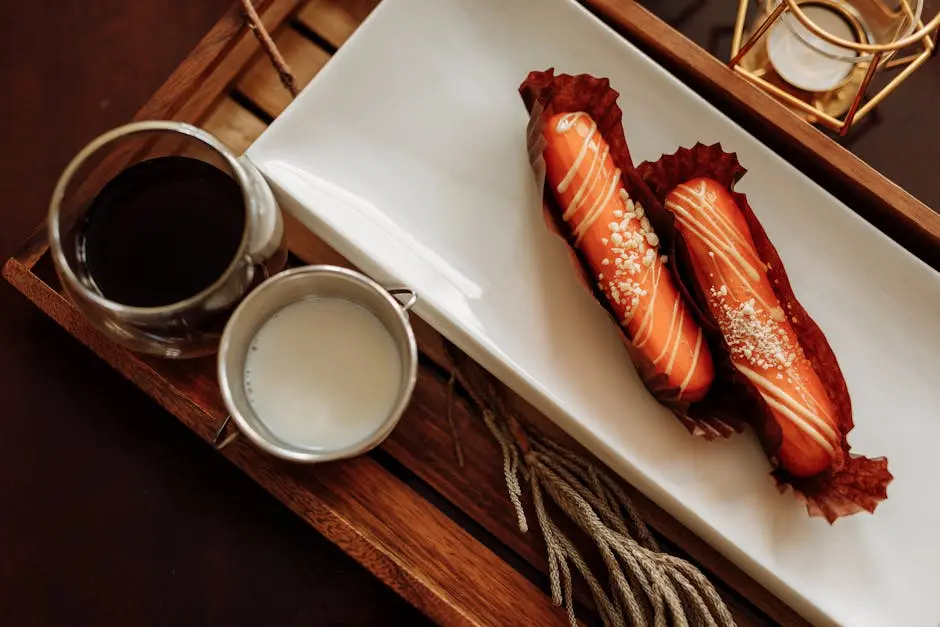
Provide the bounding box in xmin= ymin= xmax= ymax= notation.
xmin=632 ymin=261 xmax=662 ymax=349
xmin=670 ymin=179 xmax=838 ymax=452
xmin=652 ymin=297 xmax=680 ymax=365
xmin=678 ymin=329 xmax=704 ymax=395
xmin=554 ymin=112 xmax=583 ymax=133
xmin=664 ymin=305 xmax=685 ymax=375
xmin=556 ymin=113 xmax=597 ymax=194
xmin=563 ymin=143 xmax=608 ymax=220
xmin=673 ymin=185 xmax=753 ymax=257
xmin=669 ymin=193 xmax=761 ymax=280
xmin=667 ymin=182 xmax=783 ymax=319
xmin=738 ymin=365 xmax=838 ymax=453
xmin=574 ymin=169 xmax=621 ymax=245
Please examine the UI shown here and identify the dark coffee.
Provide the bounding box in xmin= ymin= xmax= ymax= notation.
xmin=78 ymin=156 xmax=245 ymax=308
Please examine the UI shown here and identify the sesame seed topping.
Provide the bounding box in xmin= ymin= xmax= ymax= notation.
xmin=610 ymin=232 xmax=623 ymax=245
xmin=608 ymin=222 xmax=620 ymax=233
xmin=645 ymin=232 xmax=660 ymax=247
xmin=601 ymin=258 xmax=609 ymax=266
xmin=613 ymin=209 xmax=623 ymax=218
xmin=598 ymin=272 xmax=604 ymax=280
xmin=634 ymin=204 xmax=645 ymax=219
xmin=660 ymin=255 xmax=668 ymax=263
xmin=640 ymin=217 xmax=651 ymax=232
xmin=619 ymin=189 xmax=630 ymax=201
xmin=601 ymin=237 xmax=608 ymax=245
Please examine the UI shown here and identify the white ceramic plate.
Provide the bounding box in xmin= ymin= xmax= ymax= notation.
xmin=247 ymin=0 xmax=940 ymax=624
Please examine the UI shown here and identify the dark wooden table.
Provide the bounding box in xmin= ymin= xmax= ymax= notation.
xmin=2 ymin=1 xmax=937 ymax=626
xmin=0 ymin=2 xmax=427 ymax=625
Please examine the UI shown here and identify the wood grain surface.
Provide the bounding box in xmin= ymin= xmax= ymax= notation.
xmin=6 ymin=0 xmax=940 ymax=626
xmin=0 ymin=0 xmax=428 ymax=626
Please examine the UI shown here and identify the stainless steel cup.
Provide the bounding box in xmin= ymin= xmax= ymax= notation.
xmin=217 ymin=265 xmax=418 ymax=463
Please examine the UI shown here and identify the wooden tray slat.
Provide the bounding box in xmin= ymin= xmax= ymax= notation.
xmin=236 ymin=25 xmax=332 ymax=118
xmin=295 ymin=0 xmax=381 ymax=48
xmin=138 ymin=0 xmax=306 ymax=128
xmin=202 ymin=97 xmax=268 ymax=154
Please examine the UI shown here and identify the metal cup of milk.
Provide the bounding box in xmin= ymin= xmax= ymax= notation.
xmin=217 ymin=265 xmax=418 ymax=462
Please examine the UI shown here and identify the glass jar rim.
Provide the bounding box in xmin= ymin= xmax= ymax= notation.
xmin=47 ymin=120 xmax=254 ymax=319
xmin=774 ymin=0 xmax=873 ymax=64
xmin=781 ymin=0 xmax=934 ymax=54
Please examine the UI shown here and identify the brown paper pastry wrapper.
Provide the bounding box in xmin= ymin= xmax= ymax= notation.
xmin=638 ymin=143 xmax=892 ymax=522
xmin=518 ymin=69 xmax=742 ymax=440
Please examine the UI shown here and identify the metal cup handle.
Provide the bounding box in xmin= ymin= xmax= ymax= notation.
xmin=213 ymin=415 xmax=239 ymax=450
xmin=387 ymin=287 xmax=418 ymax=312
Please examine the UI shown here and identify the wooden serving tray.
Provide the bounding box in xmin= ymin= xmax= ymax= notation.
xmin=5 ymin=1 xmax=939 ymax=625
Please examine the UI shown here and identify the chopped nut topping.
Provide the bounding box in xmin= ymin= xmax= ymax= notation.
xmin=709 ymin=287 xmax=798 ymax=371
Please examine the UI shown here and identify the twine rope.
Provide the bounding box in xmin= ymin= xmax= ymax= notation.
xmin=243 ymin=8 xmax=735 ymax=625
xmin=449 ymin=345 xmax=736 ymax=627
xmin=241 ymin=0 xmax=299 ymax=97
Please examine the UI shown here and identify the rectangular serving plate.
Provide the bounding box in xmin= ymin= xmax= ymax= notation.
xmin=246 ymin=0 xmax=940 ymax=624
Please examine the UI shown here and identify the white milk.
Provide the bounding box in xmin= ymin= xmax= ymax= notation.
xmin=243 ymin=297 xmax=403 ymax=451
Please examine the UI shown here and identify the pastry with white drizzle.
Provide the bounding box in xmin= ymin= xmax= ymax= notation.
xmin=666 ymin=177 xmax=839 ymax=477
xmin=541 ymin=113 xmax=714 ymax=402
xmin=637 ymin=141 xmax=891 ymax=521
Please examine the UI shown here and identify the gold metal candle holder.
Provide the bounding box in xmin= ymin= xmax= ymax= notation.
xmin=729 ymin=0 xmax=940 ymax=134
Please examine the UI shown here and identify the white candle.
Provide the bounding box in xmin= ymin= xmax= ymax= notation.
xmin=244 ymin=297 xmax=403 ymax=452
xmin=767 ymin=4 xmax=859 ymax=92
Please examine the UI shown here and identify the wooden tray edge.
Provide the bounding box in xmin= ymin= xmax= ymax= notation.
xmin=583 ymin=0 xmax=940 ymax=269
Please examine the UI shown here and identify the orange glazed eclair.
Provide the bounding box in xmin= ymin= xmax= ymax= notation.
xmin=666 ymin=178 xmax=838 ymax=477
xmin=542 ymin=113 xmax=714 ymax=402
